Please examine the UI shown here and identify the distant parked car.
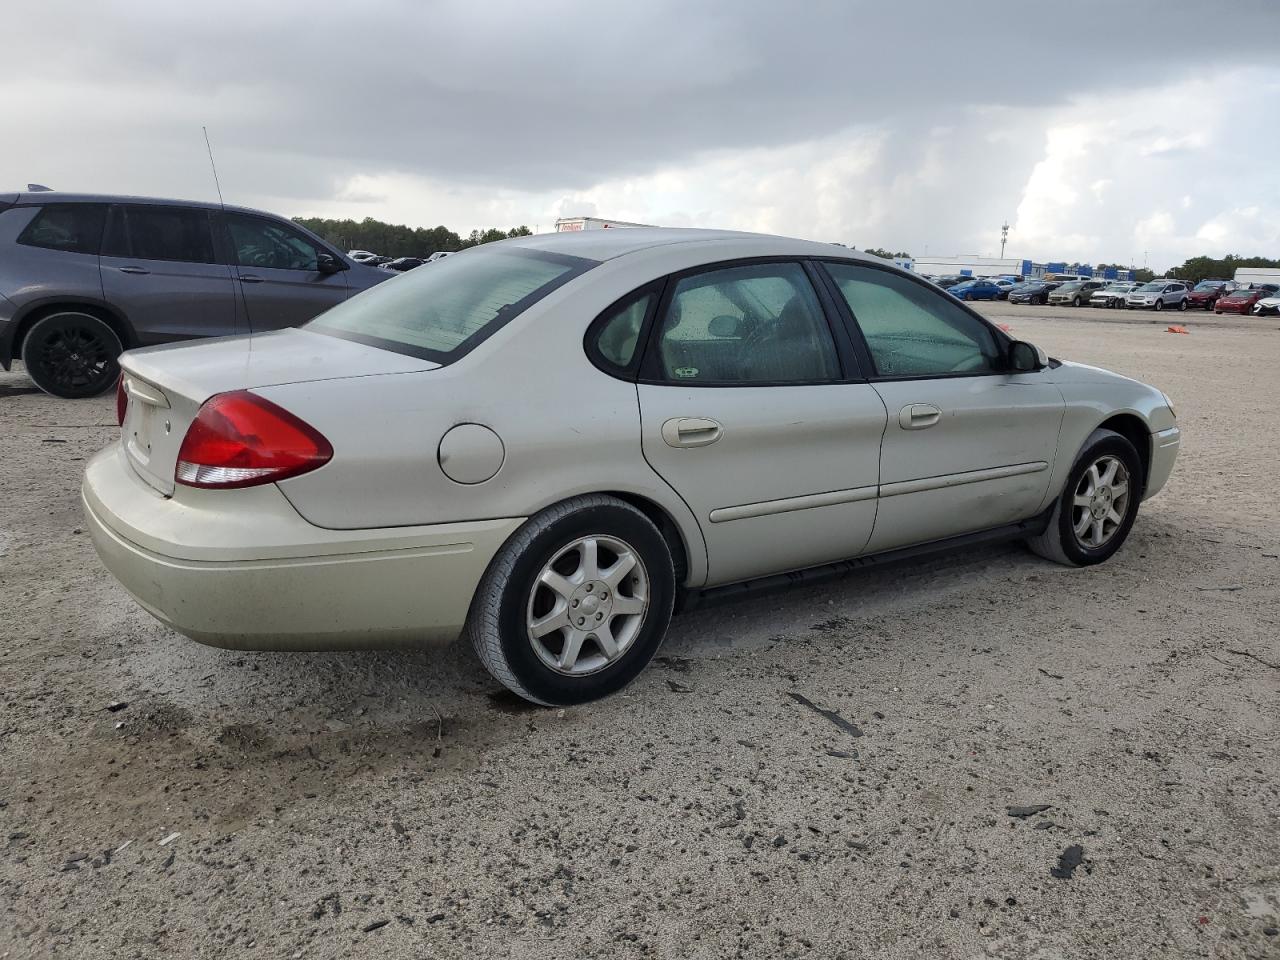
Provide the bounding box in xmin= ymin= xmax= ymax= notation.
xmin=1008 ymin=281 xmax=1056 ymax=305
xmin=1089 ymin=282 xmax=1141 ymax=309
xmin=0 ymin=190 xmax=392 ymax=397
xmin=382 ymin=257 xmax=426 ymax=272
xmin=1125 ymin=281 xmax=1190 ymax=312
xmin=1252 ymin=293 xmax=1280 ymax=316
xmin=947 ymin=279 xmax=1004 ymax=301
xmin=1215 ymin=284 xmax=1279 ymax=315
xmin=1185 ymin=279 xmax=1234 ymax=310
xmin=989 ymin=278 xmax=1017 ymax=299
xmin=348 ymin=249 xmax=378 ymax=262
xmin=1048 ymin=280 xmax=1108 ymax=306
xmin=426 ymin=251 xmax=453 ymax=262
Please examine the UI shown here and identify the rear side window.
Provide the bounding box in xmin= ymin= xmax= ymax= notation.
xmin=16 ymin=204 xmax=106 ymax=254
xmin=309 ymin=247 xmax=594 ymax=363
xmin=108 ymin=205 xmax=217 ymax=264
xmin=651 ymin=262 xmax=840 ymax=384
xmin=825 ymin=262 xmax=1002 ymax=377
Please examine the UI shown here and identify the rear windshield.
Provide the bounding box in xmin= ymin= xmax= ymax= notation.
xmin=309 ymin=246 xmax=596 ymax=362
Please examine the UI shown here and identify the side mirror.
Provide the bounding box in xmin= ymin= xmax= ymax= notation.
xmin=317 ymin=253 xmax=346 ymax=275
xmin=1008 ymin=340 xmax=1048 ymax=372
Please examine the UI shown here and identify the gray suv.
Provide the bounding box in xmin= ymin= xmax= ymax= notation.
xmin=0 ymin=191 xmax=390 ymax=397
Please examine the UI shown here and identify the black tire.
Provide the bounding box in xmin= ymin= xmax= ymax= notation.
xmin=1026 ymin=428 xmax=1143 ymax=567
xmin=1072 ymin=296 xmax=1082 ymax=307
xmin=20 ymin=311 xmax=122 ymax=399
xmin=466 ymin=494 xmax=676 ymax=706
xmin=1154 ymin=299 xmax=1164 ymax=312
xmin=1178 ymin=298 xmax=1187 ymax=312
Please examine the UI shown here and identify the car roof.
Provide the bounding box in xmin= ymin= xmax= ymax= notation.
xmin=9 ymin=189 xmax=282 ymax=219
xmin=502 ymin=227 xmax=873 ymax=263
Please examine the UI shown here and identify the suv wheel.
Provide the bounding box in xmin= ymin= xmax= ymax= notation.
xmin=1154 ymin=299 xmax=1164 ymax=311
xmin=1026 ymin=428 xmax=1143 ymax=567
xmin=21 ymin=311 xmax=122 ymax=399
xmin=1178 ymin=298 xmax=1187 ymax=311
xmin=467 ymin=495 xmax=676 ymax=706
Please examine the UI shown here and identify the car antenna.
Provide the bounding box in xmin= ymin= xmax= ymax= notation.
xmin=202 ymin=126 xmax=226 ymax=209
xmin=202 ymin=126 xmax=253 ymax=346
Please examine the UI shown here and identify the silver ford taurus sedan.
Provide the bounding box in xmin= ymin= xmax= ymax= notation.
xmin=83 ymin=229 xmax=1181 ymax=705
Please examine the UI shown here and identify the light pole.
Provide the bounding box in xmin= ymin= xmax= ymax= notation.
xmin=1000 ymin=221 xmax=1010 ymax=259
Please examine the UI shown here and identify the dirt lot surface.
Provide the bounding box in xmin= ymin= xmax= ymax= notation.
xmin=2 ymin=308 xmax=1278 ymax=959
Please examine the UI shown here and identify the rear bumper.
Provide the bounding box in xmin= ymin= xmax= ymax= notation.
xmin=82 ymin=445 xmax=524 ymax=650
xmin=1144 ymin=426 xmax=1180 ymax=501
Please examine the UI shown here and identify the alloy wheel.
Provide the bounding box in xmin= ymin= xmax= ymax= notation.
xmin=32 ymin=323 xmax=114 ymax=394
xmin=526 ymin=535 xmax=650 ymax=676
xmin=1070 ymin=455 xmax=1130 ymax=549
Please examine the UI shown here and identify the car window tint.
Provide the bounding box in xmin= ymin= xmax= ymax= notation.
xmin=654 ymin=262 xmax=839 ymax=384
xmin=825 ymin=262 xmax=1002 ymax=377
xmin=310 ymin=247 xmax=593 ymax=362
xmin=594 ymin=293 xmax=653 ymax=369
xmin=123 ymin=206 xmax=216 ymax=263
xmin=16 ymin=204 xmax=106 ymax=255
xmin=225 ymin=214 xmax=321 ymax=271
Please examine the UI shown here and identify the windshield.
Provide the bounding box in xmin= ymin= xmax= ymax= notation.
xmin=309 ymin=246 xmax=595 ymax=362
xmin=1193 ymin=282 xmax=1221 ymax=291
xmin=1135 ymin=282 xmax=1164 ymax=293
xmin=1058 ymin=282 xmax=1084 ymax=291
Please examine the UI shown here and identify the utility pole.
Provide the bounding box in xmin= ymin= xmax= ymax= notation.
xmin=1000 ymin=221 xmax=1010 ymax=259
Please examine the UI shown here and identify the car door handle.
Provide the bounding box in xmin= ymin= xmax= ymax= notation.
xmin=117 ymin=266 xmax=150 ymax=275
xmin=661 ymin=417 xmax=723 ymax=448
xmin=899 ymin=403 xmax=942 ymax=430
xmin=238 ymin=274 xmax=264 ymax=283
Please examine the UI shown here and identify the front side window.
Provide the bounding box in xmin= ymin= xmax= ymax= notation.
xmin=116 ymin=205 xmax=217 ymax=264
xmin=225 ymin=214 xmax=323 ymax=271
xmin=652 ymin=262 xmax=840 ymax=384
xmin=310 ymin=246 xmax=594 ymax=362
xmin=824 ymin=262 xmax=1003 ymax=377
xmin=16 ymin=204 xmax=107 ymax=255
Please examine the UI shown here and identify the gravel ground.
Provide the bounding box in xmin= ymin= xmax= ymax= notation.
xmin=2 ymin=308 xmax=1278 ymax=959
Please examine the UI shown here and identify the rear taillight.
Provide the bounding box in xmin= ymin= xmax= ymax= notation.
xmin=115 ymin=375 xmax=127 ymax=426
xmin=175 ymin=391 xmax=333 ymax=489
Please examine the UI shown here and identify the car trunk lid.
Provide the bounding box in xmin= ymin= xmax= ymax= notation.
xmin=118 ymin=329 xmax=438 ymax=495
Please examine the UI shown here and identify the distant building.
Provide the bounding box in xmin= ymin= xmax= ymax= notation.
xmin=905 ymin=255 xmax=1131 ymax=281
xmin=1233 ymin=267 xmax=1280 ymax=285
xmin=555 ymin=216 xmax=654 ymax=232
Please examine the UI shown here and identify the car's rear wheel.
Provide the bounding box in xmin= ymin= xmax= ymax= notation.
xmin=1178 ymin=298 xmax=1187 ymax=311
xmin=1026 ymin=428 xmax=1142 ymax=567
xmin=21 ymin=311 xmax=122 ymax=399
xmin=467 ymin=495 xmax=676 ymax=705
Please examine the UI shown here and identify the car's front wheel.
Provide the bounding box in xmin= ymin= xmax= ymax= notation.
xmin=1026 ymin=428 xmax=1142 ymax=567
xmin=20 ymin=311 xmax=122 ymax=399
xmin=467 ymin=495 xmax=676 ymax=705
xmin=1154 ymin=299 xmax=1164 ymax=311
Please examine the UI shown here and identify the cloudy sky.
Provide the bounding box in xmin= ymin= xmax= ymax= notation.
xmin=7 ymin=0 xmax=1279 ymax=269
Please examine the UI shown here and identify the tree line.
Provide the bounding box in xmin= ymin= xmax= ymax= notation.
xmin=293 ymin=216 xmax=533 ymax=258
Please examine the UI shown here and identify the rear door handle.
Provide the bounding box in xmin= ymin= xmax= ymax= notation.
xmin=117 ymin=266 xmax=150 ymax=275
xmin=238 ymin=274 xmax=264 ymax=283
xmin=899 ymin=403 xmax=942 ymax=430
xmin=661 ymin=417 xmax=723 ymax=448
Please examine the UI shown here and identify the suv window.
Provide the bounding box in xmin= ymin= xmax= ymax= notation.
xmin=824 ymin=262 xmax=1003 ymax=377
xmin=593 ymin=292 xmax=654 ymax=371
xmin=652 ymin=262 xmax=839 ymax=384
xmin=106 ymin=205 xmax=217 ymax=263
xmin=16 ymin=204 xmax=107 ymax=255
xmin=226 ymin=213 xmax=323 ymax=271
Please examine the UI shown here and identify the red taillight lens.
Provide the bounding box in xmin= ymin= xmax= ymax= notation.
xmin=175 ymin=391 xmax=333 ymax=489
xmin=116 ymin=375 xmax=128 ymax=426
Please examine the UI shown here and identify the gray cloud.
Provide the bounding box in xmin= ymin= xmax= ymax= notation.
xmin=5 ymin=0 xmax=1279 ymax=265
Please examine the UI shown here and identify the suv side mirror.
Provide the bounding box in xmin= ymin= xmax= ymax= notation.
xmin=1008 ymin=340 xmax=1048 ymax=372
xmin=317 ymin=253 xmax=346 ymax=275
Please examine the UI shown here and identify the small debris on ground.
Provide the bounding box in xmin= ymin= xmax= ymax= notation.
xmin=158 ymin=832 xmax=181 ymax=846
xmin=362 ymin=919 xmax=390 ymax=933
xmin=1050 ymin=844 xmax=1087 ymax=879
xmin=1007 ymin=804 xmax=1053 ymax=819
xmin=786 ymin=691 xmax=863 ymax=737
xmin=105 ymin=701 xmax=129 ymax=713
